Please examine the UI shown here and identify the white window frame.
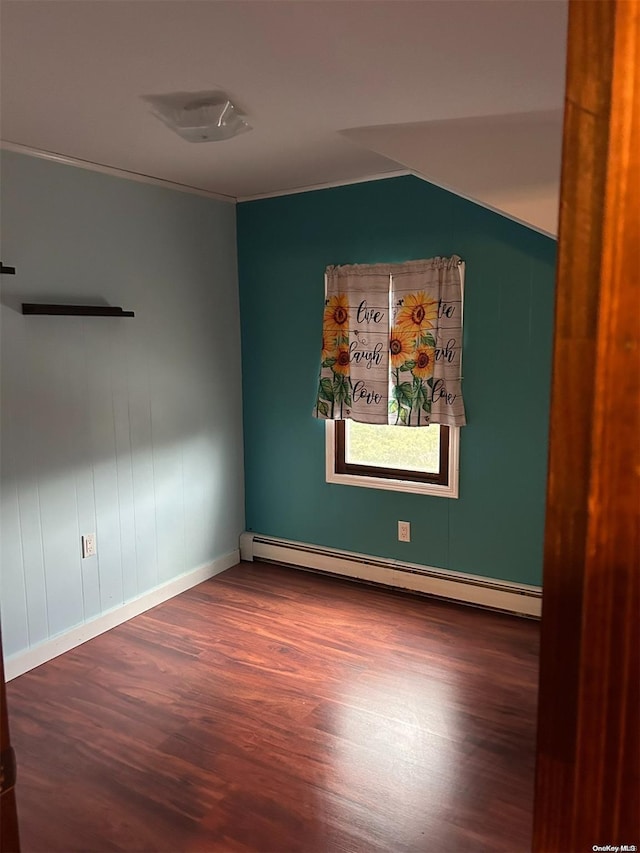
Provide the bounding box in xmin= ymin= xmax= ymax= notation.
xmin=325 ymin=421 xmax=460 ymax=498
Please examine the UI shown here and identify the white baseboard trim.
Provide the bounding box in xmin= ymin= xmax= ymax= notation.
xmin=240 ymin=533 xmax=541 ymax=618
xmin=4 ymin=550 xmax=239 ymax=681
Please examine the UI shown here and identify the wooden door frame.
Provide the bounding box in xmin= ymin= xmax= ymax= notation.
xmin=533 ymin=0 xmax=639 ymax=849
xmin=1 ymin=627 xmax=20 ymax=853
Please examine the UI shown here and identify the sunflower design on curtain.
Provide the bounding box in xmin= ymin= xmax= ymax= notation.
xmin=389 ymin=292 xmax=439 ymax=426
xmin=314 ymin=256 xmax=466 ymax=427
xmin=316 ymin=294 xmax=352 ymax=419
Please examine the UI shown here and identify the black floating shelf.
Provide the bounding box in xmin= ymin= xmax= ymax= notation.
xmin=22 ymin=303 xmax=135 ymax=317
xmin=1 ymin=263 xmax=16 ymax=275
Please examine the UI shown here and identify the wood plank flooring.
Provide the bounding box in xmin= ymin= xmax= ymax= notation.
xmin=6 ymin=562 xmax=539 ymax=853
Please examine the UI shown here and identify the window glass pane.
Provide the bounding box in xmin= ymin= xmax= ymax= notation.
xmin=345 ymin=422 xmax=441 ymax=473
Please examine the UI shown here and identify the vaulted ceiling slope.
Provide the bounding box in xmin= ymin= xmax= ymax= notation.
xmin=0 ymin=1 xmax=567 ymax=234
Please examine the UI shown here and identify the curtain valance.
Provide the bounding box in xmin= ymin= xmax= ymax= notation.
xmin=313 ymin=255 xmax=466 ymax=427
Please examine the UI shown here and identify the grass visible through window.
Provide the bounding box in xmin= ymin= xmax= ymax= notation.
xmin=346 ymin=422 xmax=441 ymax=473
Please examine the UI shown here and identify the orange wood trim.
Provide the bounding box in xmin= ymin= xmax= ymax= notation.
xmin=1 ymin=628 xmax=21 ymax=853
xmin=533 ymin=1 xmax=640 ymax=850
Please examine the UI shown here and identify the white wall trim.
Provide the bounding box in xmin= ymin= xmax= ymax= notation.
xmin=240 ymin=533 xmax=541 ymax=618
xmin=4 ymin=550 xmax=240 ymax=681
xmin=237 ymin=169 xmax=411 ymax=202
xmin=1 ymin=142 xmax=409 ymax=205
xmin=0 ymin=140 xmax=236 ymax=204
xmin=0 ymin=142 xmax=558 ymax=235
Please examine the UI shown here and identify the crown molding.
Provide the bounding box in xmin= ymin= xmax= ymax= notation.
xmin=237 ymin=169 xmax=411 ymax=202
xmin=0 ymin=140 xmax=236 ymax=203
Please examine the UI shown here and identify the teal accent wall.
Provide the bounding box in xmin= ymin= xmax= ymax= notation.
xmin=237 ymin=176 xmax=556 ymax=586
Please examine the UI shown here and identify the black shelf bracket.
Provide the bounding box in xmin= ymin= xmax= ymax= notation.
xmin=22 ymin=304 xmax=135 ymax=317
xmin=1 ymin=263 xmax=16 ymax=275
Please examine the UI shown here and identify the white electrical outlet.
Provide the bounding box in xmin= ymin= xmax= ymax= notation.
xmin=398 ymin=521 xmax=411 ymax=542
xmin=82 ymin=533 xmax=96 ymax=559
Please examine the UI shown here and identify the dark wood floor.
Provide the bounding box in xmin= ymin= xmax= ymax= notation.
xmin=6 ymin=561 xmax=539 ymax=853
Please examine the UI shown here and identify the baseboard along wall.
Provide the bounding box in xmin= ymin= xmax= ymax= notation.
xmin=5 ymin=536 xmax=541 ymax=680
xmin=240 ymin=532 xmax=542 ymax=618
xmin=4 ymin=550 xmax=240 ymax=681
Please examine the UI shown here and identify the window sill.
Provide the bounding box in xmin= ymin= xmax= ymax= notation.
xmin=325 ymin=422 xmax=460 ymax=498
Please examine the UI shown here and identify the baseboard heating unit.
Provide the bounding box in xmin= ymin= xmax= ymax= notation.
xmin=239 ymin=533 xmax=541 ymax=618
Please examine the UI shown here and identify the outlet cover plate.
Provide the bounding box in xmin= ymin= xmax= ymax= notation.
xmin=398 ymin=521 xmax=411 ymax=542
xmin=82 ymin=534 xmax=96 ymax=558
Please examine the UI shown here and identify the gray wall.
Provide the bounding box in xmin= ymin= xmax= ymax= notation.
xmin=0 ymin=151 xmax=244 ymax=658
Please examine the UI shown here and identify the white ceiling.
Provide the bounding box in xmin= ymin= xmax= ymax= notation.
xmin=1 ymin=0 xmax=567 ymax=228
xmin=343 ymin=109 xmax=564 ymax=235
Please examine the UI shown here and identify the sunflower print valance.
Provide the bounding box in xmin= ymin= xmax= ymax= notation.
xmin=313 ymin=256 xmax=466 ymax=427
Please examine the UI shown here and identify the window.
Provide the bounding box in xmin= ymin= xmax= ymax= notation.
xmin=326 ymin=421 xmax=460 ymax=498
xmin=317 ymin=257 xmax=465 ymax=498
